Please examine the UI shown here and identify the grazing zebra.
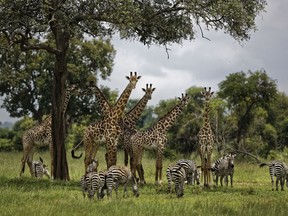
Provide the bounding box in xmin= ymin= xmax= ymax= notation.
xmin=80 ymin=159 xmax=103 ymax=199
xmin=212 ymin=153 xmax=236 ymax=187
xmin=31 ymin=157 xmax=50 ymax=179
xmin=106 ymin=165 xmax=139 ymax=198
xmin=166 ymin=164 xmax=186 ymax=198
xmin=260 ymin=160 xmax=288 ymax=191
xmin=80 ymin=172 xmax=104 ymax=200
xmin=176 ymin=159 xmax=201 ymax=185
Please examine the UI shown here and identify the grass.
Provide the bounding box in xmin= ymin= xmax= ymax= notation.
xmin=1 ymin=149 xmax=288 ymax=216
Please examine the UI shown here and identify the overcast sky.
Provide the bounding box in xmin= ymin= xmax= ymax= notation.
xmin=1 ymin=1 xmax=287 ymax=123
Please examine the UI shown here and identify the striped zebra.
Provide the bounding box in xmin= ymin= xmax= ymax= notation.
xmin=80 ymin=159 xmax=103 ymax=199
xmin=212 ymin=153 xmax=236 ymax=187
xmin=166 ymin=164 xmax=186 ymax=198
xmin=80 ymin=172 xmax=104 ymax=200
xmin=260 ymin=160 xmax=288 ymax=191
xmin=31 ymin=157 xmax=50 ymax=179
xmin=106 ymin=165 xmax=139 ymax=198
xmin=176 ymin=159 xmax=201 ymax=185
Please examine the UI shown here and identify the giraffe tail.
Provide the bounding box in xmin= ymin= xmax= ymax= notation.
xmin=71 ymin=140 xmax=83 ymax=159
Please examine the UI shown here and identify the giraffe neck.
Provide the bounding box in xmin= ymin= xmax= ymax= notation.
xmin=93 ymin=86 xmax=111 ymax=116
xmin=122 ymin=93 xmax=150 ymax=128
xmin=62 ymin=88 xmax=74 ymax=116
xmin=151 ymin=102 xmax=186 ymax=132
xmin=203 ymin=103 xmax=212 ymax=130
xmin=110 ymin=82 xmax=134 ymax=120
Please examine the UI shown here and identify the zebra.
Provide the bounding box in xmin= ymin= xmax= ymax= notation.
xmin=31 ymin=157 xmax=50 ymax=179
xmin=212 ymin=153 xmax=236 ymax=187
xmin=80 ymin=159 xmax=103 ymax=199
xmin=260 ymin=160 xmax=288 ymax=191
xmin=176 ymin=159 xmax=201 ymax=185
xmin=166 ymin=164 xmax=186 ymax=198
xmin=105 ymin=165 xmax=139 ymax=198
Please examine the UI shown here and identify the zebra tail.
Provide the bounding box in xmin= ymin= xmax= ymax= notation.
xmin=71 ymin=140 xmax=83 ymax=159
xmin=259 ymin=163 xmax=268 ymax=168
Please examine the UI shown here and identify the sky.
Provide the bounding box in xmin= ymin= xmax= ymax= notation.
xmin=1 ymin=0 xmax=288 ymax=123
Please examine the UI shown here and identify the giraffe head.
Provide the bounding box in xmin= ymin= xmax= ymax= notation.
xmin=177 ymin=93 xmax=190 ymax=106
xmin=126 ymin=72 xmax=141 ymax=89
xmin=67 ymin=84 xmax=80 ymax=96
xmin=142 ymin=83 xmax=156 ymax=99
xmin=201 ymin=87 xmax=214 ymax=101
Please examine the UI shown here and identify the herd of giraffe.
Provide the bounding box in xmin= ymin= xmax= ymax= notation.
xmin=19 ymin=72 xmax=215 ymax=188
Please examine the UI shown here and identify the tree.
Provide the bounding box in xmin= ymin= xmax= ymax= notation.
xmin=0 ymin=0 xmax=267 ymax=180
xmin=0 ymin=36 xmax=115 ymax=123
xmin=218 ymin=70 xmax=277 ymax=148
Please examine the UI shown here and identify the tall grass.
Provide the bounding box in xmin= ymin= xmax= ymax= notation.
xmin=1 ymin=149 xmax=288 ymax=216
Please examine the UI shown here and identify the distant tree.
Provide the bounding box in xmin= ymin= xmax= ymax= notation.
xmin=218 ymin=70 xmax=277 ymax=148
xmin=0 ymin=0 xmax=267 ymax=180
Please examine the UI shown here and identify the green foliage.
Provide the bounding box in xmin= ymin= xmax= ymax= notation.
xmin=218 ymin=70 xmax=278 ymax=146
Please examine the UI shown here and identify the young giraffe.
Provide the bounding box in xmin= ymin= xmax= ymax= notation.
xmin=129 ymin=93 xmax=190 ymax=185
xmin=81 ymin=72 xmax=141 ymax=170
xmin=20 ymin=84 xmax=79 ymax=178
xmin=197 ymin=87 xmax=215 ymax=188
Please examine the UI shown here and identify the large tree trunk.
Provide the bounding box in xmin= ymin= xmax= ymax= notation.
xmin=51 ymin=19 xmax=70 ymax=180
xmin=52 ymin=54 xmax=69 ymax=181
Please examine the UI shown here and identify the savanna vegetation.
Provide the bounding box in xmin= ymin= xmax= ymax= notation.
xmin=1 ymin=149 xmax=288 ymax=216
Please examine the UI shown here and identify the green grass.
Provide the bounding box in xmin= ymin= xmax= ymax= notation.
xmin=1 ymin=149 xmax=288 ymax=216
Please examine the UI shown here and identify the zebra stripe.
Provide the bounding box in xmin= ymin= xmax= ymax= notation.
xmin=106 ymin=165 xmax=139 ymax=198
xmin=166 ymin=164 xmax=186 ymax=198
xmin=31 ymin=157 xmax=50 ymax=179
xmin=260 ymin=160 xmax=288 ymax=191
xmin=176 ymin=159 xmax=201 ymax=185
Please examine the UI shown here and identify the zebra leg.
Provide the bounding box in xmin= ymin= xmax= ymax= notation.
xmin=275 ymin=177 xmax=279 ymax=191
xmin=230 ymin=173 xmax=233 ymax=187
xmin=220 ymin=175 xmax=224 ymax=186
xmin=271 ymin=175 xmax=274 ymax=191
xmin=224 ymin=175 xmax=228 ymax=186
xmin=280 ymin=177 xmax=284 ymax=191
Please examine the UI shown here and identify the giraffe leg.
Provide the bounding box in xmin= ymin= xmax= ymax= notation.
xmin=106 ymin=144 xmax=117 ymax=168
xmin=20 ymin=146 xmax=30 ymax=177
xmin=49 ymin=142 xmax=53 ymax=179
xmin=155 ymin=149 xmax=163 ymax=185
xmin=124 ymin=148 xmax=129 ymax=167
xmin=27 ymin=148 xmax=36 ymax=177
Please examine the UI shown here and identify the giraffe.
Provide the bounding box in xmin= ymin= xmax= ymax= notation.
xmin=20 ymin=84 xmax=79 ymax=178
xmin=197 ymin=87 xmax=215 ymax=188
xmin=119 ymin=83 xmax=155 ymax=167
xmin=81 ymin=72 xmax=141 ymax=171
xmin=129 ymin=93 xmax=190 ymax=185
xmin=72 ymin=83 xmax=154 ymax=177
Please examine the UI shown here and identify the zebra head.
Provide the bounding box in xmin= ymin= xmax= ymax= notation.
xmin=228 ymin=153 xmax=237 ymax=169
xmin=86 ymin=159 xmax=98 ymax=173
xmin=43 ymin=164 xmax=51 ymax=179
